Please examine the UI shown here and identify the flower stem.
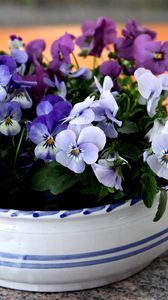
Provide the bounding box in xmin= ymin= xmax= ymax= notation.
xmin=93 ymin=56 xmax=97 ymax=69
xmin=13 ymin=127 xmax=25 ymax=172
xmin=72 ymin=52 xmax=80 ymax=69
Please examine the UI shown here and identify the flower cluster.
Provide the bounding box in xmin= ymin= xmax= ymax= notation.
xmin=0 ymin=17 xmax=168 ymax=219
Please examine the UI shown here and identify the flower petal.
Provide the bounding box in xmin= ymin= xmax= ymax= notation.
xmin=36 ymin=101 xmax=53 ymax=116
xmin=29 ymin=123 xmax=49 ymax=145
xmin=56 ymin=129 xmax=77 ymax=150
xmin=56 ymin=151 xmax=85 ymax=173
xmin=34 ymin=141 xmax=57 ymax=161
xmin=0 ymin=86 xmax=7 ymax=102
xmin=69 ymin=108 xmax=95 ymax=125
xmin=92 ymin=163 xmax=122 ymax=189
xmin=0 ymin=119 xmax=21 ymax=136
xmin=102 ymin=75 xmax=114 ymax=91
xmin=80 ymin=142 xmax=98 ymax=164
xmin=151 ymin=134 xmax=168 ymax=155
xmin=146 ymin=154 xmax=168 ymax=179
xmin=78 ymin=126 xmax=106 ymax=151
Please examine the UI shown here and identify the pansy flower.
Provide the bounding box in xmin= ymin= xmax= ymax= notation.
xmin=0 ymin=102 xmax=22 ymax=136
xmin=76 ymin=16 xmax=116 ymax=57
xmin=36 ymin=94 xmax=72 ymax=117
xmin=44 ymin=75 xmax=67 ymax=101
xmin=134 ymin=67 xmax=168 ymax=117
xmin=92 ymin=158 xmax=122 ymax=190
xmin=50 ymin=33 xmax=75 ymax=72
xmin=92 ymin=76 xmax=122 ymax=138
xmin=9 ymin=35 xmax=28 ymax=64
xmin=29 ymin=110 xmax=67 ymax=161
xmin=55 ymin=125 xmax=106 ymax=173
xmin=146 ymin=134 xmax=168 ymax=180
xmin=115 ymin=19 xmax=156 ymax=60
xmin=26 ymin=39 xmax=46 ymax=67
xmin=0 ymin=64 xmax=12 ymax=101
xmin=64 ymin=96 xmax=95 ymax=125
xmin=134 ymin=34 xmax=168 ymax=74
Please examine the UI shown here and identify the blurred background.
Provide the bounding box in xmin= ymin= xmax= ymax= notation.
xmin=0 ymin=0 xmax=168 ymax=26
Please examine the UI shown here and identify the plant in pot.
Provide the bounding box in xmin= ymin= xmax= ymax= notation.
xmin=0 ymin=17 xmax=168 ymax=292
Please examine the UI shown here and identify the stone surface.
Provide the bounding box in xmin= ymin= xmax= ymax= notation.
xmin=0 ymin=251 xmax=167 ymax=300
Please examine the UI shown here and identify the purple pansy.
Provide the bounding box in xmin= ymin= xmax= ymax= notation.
xmin=134 ymin=34 xmax=168 ymax=74
xmin=92 ymin=158 xmax=122 ymax=190
xmin=99 ymin=60 xmax=121 ymax=80
xmin=76 ymin=16 xmax=116 ymax=57
xmin=26 ymin=39 xmax=46 ymax=66
xmin=50 ymin=33 xmax=75 ymax=72
xmin=115 ymin=19 xmax=156 ymax=60
xmin=25 ymin=39 xmax=48 ymax=98
xmin=0 ymin=102 xmax=22 ymax=136
xmin=122 ymin=19 xmax=156 ymax=40
xmin=0 ymin=55 xmax=17 ymax=73
xmin=55 ymin=125 xmax=106 ymax=173
xmin=36 ymin=94 xmax=72 ymax=118
xmin=0 ymin=65 xmax=11 ymax=86
xmin=29 ymin=110 xmax=67 ymax=161
xmin=146 ymin=134 xmax=168 ymax=180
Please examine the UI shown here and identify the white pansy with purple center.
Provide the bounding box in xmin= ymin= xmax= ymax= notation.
xmin=146 ymin=134 xmax=168 ymax=179
xmin=65 ymin=96 xmax=95 ymax=125
xmin=0 ymin=102 xmax=22 ymax=136
xmin=55 ymin=125 xmax=106 ymax=173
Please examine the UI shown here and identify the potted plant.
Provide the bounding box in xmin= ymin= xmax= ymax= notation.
xmin=0 ymin=16 xmax=168 ymax=292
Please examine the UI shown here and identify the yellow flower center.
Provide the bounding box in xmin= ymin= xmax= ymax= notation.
xmin=163 ymin=154 xmax=168 ymax=161
xmin=72 ymin=148 xmax=80 ymax=156
xmin=59 ymin=52 xmax=64 ymax=60
xmin=5 ymin=116 xmax=12 ymax=125
xmin=154 ymin=52 xmax=163 ymax=60
xmin=46 ymin=136 xmax=55 ymax=145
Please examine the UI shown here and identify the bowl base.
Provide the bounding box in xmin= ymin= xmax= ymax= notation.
xmin=0 ymin=260 xmax=153 ymax=292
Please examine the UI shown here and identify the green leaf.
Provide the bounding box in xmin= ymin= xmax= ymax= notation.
xmin=118 ymin=143 xmax=141 ymax=161
xmin=153 ymin=189 xmax=167 ymax=222
xmin=118 ymin=121 xmax=138 ymax=134
xmin=141 ymin=173 xmax=158 ymax=208
xmin=31 ymin=162 xmax=78 ymax=195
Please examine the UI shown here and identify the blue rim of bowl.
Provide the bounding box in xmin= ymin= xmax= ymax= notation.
xmin=0 ymin=196 xmax=142 ymax=219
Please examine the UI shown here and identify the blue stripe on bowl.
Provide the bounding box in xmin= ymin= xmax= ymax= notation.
xmin=0 ymin=228 xmax=167 ymax=261
xmin=0 ymin=235 xmax=167 ymax=269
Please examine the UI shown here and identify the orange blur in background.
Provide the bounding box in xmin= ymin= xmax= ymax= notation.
xmin=0 ymin=24 xmax=168 ymax=67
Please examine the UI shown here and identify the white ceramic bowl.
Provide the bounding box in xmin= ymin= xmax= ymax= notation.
xmin=0 ymin=193 xmax=167 ymax=292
